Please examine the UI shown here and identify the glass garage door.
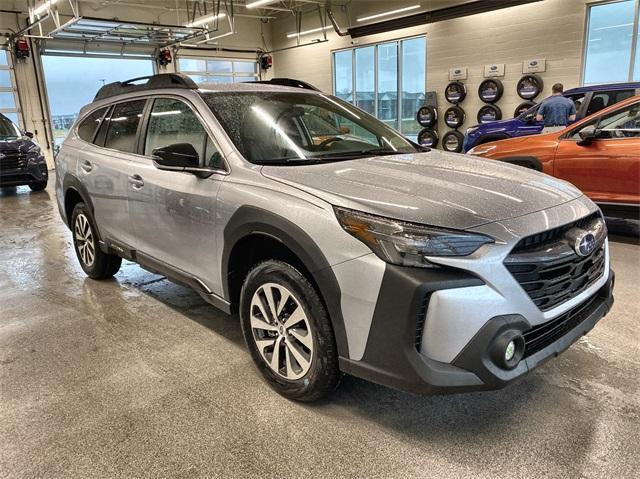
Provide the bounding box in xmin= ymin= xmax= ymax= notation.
xmin=0 ymin=49 xmax=22 ymax=127
xmin=41 ymin=54 xmax=154 ymax=146
xmin=177 ymin=57 xmax=258 ymax=85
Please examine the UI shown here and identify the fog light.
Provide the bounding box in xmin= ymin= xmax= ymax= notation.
xmin=490 ymin=330 xmax=525 ymax=370
xmin=505 ymin=340 xmax=516 ymax=362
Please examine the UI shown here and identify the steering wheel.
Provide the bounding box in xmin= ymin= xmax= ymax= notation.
xmin=318 ymin=136 xmax=344 ymax=149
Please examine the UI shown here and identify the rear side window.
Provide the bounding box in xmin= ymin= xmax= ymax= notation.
xmin=586 ymin=90 xmax=635 ymax=116
xmin=77 ymin=107 xmax=107 ymax=143
xmin=104 ymin=100 xmax=146 ymax=153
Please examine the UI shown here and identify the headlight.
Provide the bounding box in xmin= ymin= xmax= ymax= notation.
xmin=334 ymin=207 xmax=493 ymax=267
xmin=27 ymin=143 xmax=41 ymax=155
xmin=466 ymin=127 xmax=479 ymax=135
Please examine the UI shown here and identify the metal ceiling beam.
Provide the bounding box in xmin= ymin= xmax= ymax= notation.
xmin=329 ymin=0 xmax=545 ymax=39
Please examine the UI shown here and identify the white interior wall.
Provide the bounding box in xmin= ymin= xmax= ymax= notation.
xmin=270 ymin=0 xmax=591 ymax=135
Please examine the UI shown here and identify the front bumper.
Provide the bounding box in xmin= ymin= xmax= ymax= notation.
xmin=0 ymin=159 xmax=48 ymax=187
xmin=339 ymin=265 xmax=614 ymax=395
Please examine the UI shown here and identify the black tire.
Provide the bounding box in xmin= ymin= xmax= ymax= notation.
xmin=445 ymin=81 xmax=467 ymax=104
xmin=444 ymin=106 xmax=465 ymax=129
xmin=417 ymin=128 xmax=439 ymax=148
xmin=478 ymin=79 xmax=504 ymax=103
xmin=29 ymin=181 xmax=47 ymax=191
xmin=514 ymin=101 xmax=537 ymax=117
xmin=442 ymin=130 xmax=465 ymax=152
xmin=477 ymin=104 xmax=503 ymax=124
xmin=416 ymin=105 xmax=437 ymax=128
xmin=240 ymin=260 xmax=341 ymax=402
xmin=71 ymin=203 xmax=121 ymax=280
xmin=517 ymin=74 xmax=544 ymax=100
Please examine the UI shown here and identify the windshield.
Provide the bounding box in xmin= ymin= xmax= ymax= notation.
xmin=0 ymin=113 xmax=21 ymax=140
xmin=201 ymin=91 xmax=419 ymax=164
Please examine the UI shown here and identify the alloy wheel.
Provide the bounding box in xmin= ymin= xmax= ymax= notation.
xmin=74 ymin=213 xmax=95 ymax=267
xmin=250 ymin=282 xmax=314 ymax=380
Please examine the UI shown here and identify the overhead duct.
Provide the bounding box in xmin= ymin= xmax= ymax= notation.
xmin=328 ymin=0 xmax=544 ymax=38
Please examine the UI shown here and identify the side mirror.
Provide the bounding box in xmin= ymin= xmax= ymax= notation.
xmin=152 ymin=143 xmax=215 ymax=178
xmin=577 ymin=125 xmax=597 ymax=146
xmin=24 ymin=131 xmax=34 ymax=139
xmin=153 ymin=143 xmax=200 ymax=169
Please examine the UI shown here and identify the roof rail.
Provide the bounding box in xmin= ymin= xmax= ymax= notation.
xmin=93 ymin=73 xmax=199 ymax=101
xmin=247 ymin=78 xmax=320 ymax=91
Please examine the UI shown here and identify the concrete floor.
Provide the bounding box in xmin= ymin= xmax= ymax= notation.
xmin=1 ymin=181 xmax=639 ymax=479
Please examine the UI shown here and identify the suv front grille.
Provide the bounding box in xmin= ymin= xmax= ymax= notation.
xmin=523 ymin=291 xmax=602 ymax=358
xmin=0 ymin=150 xmax=27 ymax=171
xmin=505 ymin=213 xmax=606 ymax=312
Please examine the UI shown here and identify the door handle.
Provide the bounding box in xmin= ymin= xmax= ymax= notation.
xmin=128 ymin=174 xmax=144 ymax=189
xmin=80 ymin=160 xmax=93 ymax=173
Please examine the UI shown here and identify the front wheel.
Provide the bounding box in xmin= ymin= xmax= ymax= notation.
xmin=240 ymin=260 xmax=341 ymax=402
xmin=29 ymin=181 xmax=47 ymax=191
xmin=71 ymin=203 xmax=122 ymax=279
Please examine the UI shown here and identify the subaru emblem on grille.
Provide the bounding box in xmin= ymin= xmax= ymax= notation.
xmin=575 ymin=232 xmax=597 ymax=257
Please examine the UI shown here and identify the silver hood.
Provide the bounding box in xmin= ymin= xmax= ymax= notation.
xmin=261 ymin=150 xmax=583 ymax=230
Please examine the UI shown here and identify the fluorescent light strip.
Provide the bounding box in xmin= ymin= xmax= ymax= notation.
xmin=186 ymin=12 xmax=227 ymax=28
xmin=356 ymin=5 xmax=421 ymax=23
xmin=286 ymin=26 xmax=331 ymax=38
xmin=246 ymin=0 xmax=279 ymax=9
xmin=33 ymin=0 xmax=58 ymax=16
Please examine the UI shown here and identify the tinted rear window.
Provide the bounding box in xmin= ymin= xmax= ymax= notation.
xmin=104 ymin=100 xmax=146 ymax=153
xmin=77 ymin=107 xmax=107 ymax=143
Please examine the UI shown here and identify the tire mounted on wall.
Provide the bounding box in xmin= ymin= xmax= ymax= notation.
xmin=442 ymin=131 xmax=465 ymax=153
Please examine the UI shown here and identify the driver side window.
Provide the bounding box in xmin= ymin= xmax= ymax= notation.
xmin=596 ymin=103 xmax=640 ymax=139
xmin=145 ymin=98 xmax=223 ymax=168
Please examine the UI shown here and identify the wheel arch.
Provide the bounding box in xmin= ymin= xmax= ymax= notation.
xmin=222 ymin=206 xmax=349 ymax=358
xmin=62 ymin=174 xmax=94 ymax=225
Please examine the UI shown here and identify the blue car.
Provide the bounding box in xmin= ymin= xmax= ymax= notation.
xmin=463 ymin=82 xmax=640 ymax=152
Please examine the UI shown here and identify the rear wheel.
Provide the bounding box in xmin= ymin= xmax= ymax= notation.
xmin=71 ymin=203 xmax=121 ymax=279
xmin=240 ymin=260 xmax=341 ymax=402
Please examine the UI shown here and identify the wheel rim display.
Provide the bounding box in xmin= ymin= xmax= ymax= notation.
xmin=444 ymin=106 xmax=465 ymax=129
xmin=249 ymin=282 xmax=314 ymax=380
xmin=418 ymin=128 xmax=439 ymax=148
xmin=477 ymin=104 xmax=502 ymax=124
xmin=416 ymin=105 xmax=437 ymax=128
xmin=478 ymin=79 xmax=504 ymax=103
xmin=445 ymin=81 xmax=467 ymax=104
xmin=517 ymin=74 xmax=544 ymax=100
xmin=442 ymin=131 xmax=464 ymax=153
xmin=74 ymin=213 xmax=95 ymax=267
xmin=514 ymin=101 xmax=537 ymax=117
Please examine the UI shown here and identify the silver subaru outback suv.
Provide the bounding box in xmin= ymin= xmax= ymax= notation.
xmin=55 ymin=74 xmax=614 ymax=401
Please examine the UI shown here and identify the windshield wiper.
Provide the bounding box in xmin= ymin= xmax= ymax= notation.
xmin=312 ymin=149 xmax=409 ymax=160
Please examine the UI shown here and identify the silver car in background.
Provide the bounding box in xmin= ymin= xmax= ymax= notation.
xmin=55 ymin=74 xmax=614 ymax=401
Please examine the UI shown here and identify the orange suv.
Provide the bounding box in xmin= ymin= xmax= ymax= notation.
xmin=468 ymin=96 xmax=640 ymax=219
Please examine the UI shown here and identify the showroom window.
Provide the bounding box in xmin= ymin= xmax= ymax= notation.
xmin=332 ymin=36 xmax=426 ymax=140
xmin=177 ymin=57 xmax=258 ymax=85
xmin=42 ymin=54 xmax=155 ymax=146
xmin=0 ymin=49 xmax=22 ymax=127
xmin=583 ymin=0 xmax=640 ymax=84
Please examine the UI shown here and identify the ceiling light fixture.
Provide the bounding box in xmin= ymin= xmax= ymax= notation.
xmin=33 ymin=0 xmax=58 ymax=16
xmin=186 ymin=12 xmax=227 ymax=28
xmin=286 ymin=26 xmax=332 ymax=38
xmin=246 ymin=0 xmax=279 ymax=9
xmin=356 ymin=5 xmax=421 ymax=23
